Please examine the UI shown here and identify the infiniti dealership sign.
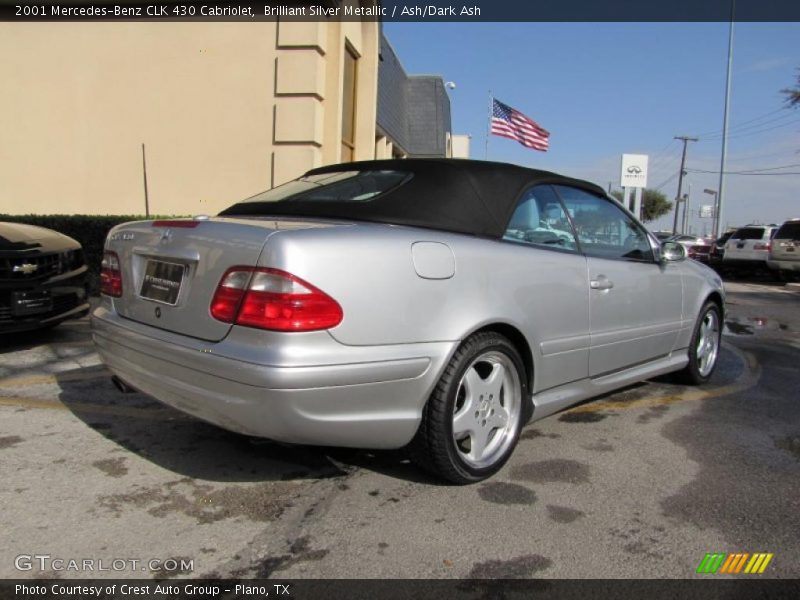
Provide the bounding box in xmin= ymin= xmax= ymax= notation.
xmin=620 ymin=154 xmax=649 ymax=188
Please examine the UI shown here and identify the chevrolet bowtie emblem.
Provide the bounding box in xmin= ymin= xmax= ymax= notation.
xmin=12 ymin=263 xmax=38 ymax=274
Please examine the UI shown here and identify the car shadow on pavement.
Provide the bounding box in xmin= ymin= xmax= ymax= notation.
xmin=55 ymin=370 xmax=353 ymax=483
xmin=54 ymin=369 xmax=442 ymax=485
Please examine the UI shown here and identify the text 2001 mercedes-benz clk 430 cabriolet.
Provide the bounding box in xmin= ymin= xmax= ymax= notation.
xmin=92 ymin=159 xmax=723 ymax=483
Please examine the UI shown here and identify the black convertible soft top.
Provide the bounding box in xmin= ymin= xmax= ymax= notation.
xmin=220 ymin=159 xmax=607 ymax=239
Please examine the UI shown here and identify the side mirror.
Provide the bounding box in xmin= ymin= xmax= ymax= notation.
xmin=661 ymin=241 xmax=686 ymax=263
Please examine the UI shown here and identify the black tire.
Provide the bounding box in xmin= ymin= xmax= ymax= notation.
xmin=409 ymin=331 xmax=530 ymax=484
xmin=674 ymin=301 xmax=722 ymax=385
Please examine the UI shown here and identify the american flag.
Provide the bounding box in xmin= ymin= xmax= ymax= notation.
xmin=491 ymin=98 xmax=550 ymax=152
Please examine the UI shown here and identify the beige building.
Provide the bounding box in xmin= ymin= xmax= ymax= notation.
xmin=1 ymin=13 xmax=460 ymax=217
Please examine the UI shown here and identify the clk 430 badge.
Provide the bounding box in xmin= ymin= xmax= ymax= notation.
xmin=109 ymin=232 xmax=135 ymax=241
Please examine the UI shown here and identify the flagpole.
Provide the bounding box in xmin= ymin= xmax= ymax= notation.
xmin=485 ymin=90 xmax=492 ymax=160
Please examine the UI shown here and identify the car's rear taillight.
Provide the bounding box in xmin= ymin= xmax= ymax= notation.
xmin=210 ymin=267 xmax=343 ymax=332
xmin=100 ymin=250 xmax=123 ymax=297
xmin=754 ymin=242 xmax=770 ymax=251
xmin=210 ymin=269 xmax=251 ymax=322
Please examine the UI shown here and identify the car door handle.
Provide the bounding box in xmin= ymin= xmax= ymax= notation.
xmin=590 ymin=277 xmax=614 ymax=290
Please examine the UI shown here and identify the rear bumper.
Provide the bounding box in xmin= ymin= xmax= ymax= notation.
xmin=91 ymin=305 xmax=455 ymax=449
xmin=767 ymin=259 xmax=800 ymax=272
xmin=722 ymin=258 xmax=769 ymax=270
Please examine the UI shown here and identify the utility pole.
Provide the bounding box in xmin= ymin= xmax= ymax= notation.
xmin=142 ymin=143 xmax=150 ymax=218
xmin=716 ymin=10 xmax=735 ymax=238
xmin=671 ymin=135 xmax=698 ymax=234
xmin=682 ymin=183 xmax=692 ymax=234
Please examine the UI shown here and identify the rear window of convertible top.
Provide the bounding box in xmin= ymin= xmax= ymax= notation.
xmin=236 ymin=170 xmax=411 ymax=205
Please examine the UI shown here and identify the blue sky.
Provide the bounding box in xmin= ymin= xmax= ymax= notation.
xmin=384 ymin=22 xmax=800 ymax=234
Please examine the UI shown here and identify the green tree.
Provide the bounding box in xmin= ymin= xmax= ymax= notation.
xmin=782 ymin=68 xmax=800 ymax=107
xmin=611 ymin=189 xmax=673 ymax=223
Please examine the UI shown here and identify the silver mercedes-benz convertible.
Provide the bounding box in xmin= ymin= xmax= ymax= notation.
xmin=92 ymin=159 xmax=724 ymax=483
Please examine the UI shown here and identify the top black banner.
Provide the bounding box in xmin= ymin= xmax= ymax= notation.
xmin=1 ymin=0 xmax=800 ymax=22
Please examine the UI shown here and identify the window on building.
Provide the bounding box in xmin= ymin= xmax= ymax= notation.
xmin=341 ymin=46 xmax=358 ymax=162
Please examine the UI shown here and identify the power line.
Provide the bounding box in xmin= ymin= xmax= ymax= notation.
xmin=686 ymin=168 xmax=800 ymax=175
xmin=726 ymin=148 xmax=800 ymax=163
xmin=649 ymin=149 xmax=682 ymax=172
xmin=702 ymin=117 xmax=800 ymax=141
xmin=648 ymin=139 xmax=679 ymax=167
xmin=694 ymin=106 xmax=788 ymax=137
xmin=652 ymin=172 xmax=679 ymax=191
xmin=731 ymin=162 xmax=800 ymax=173
xmin=703 ymin=111 xmax=798 ymax=139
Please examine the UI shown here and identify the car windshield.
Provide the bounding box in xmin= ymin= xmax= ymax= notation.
xmin=775 ymin=222 xmax=800 ymax=240
xmin=234 ymin=170 xmax=411 ymax=205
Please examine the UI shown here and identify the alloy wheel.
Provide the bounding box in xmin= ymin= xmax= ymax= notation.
xmin=452 ymin=351 xmax=522 ymax=469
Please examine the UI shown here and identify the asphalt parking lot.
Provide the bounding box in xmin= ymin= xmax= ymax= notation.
xmin=1 ymin=280 xmax=799 ymax=580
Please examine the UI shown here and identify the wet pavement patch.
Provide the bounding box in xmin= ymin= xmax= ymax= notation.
xmin=520 ymin=429 xmax=561 ymax=440
xmin=468 ymin=554 xmax=552 ymax=578
xmin=92 ymin=457 xmax=129 ymax=478
xmin=0 ymin=435 xmax=24 ymax=449
xmin=97 ymin=478 xmax=298 ymax=524
xmin=511 ymin=459 xmax=590 ymax=484
xmin=636 ymin=405 xmax=670 ymax=424
xmin=608 ymin=521 xmax=665 ymax=559
xmin=478 ymin=482 xmax=537 ymax=505
xmin=546 ymin=504 xmax=584 ymax=523
xmin=249 ymin=536 xmax=329 ymax=578
xmin=725 ymin=321 xmax=753 ymax=335
xmin=582 ymin=439 xmax=614 ymax=452
xmin=724 ymin=316 xmax=790 ymax=336
xmin=622 ymin=541 xmax=663 ymax=558
xmin=776 ymin=435 xmax=800 ymax=460
xmin=558 ymin=412 xmax=607 ymax=423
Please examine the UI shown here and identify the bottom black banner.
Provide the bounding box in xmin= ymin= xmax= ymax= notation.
xmin=2 ymin=579 xmax=800 ymax=600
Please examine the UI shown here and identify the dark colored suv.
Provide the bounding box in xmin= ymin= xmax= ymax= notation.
xmin=0 ymin=222 xmax=90 ymax=333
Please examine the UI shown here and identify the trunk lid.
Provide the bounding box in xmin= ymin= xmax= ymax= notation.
xmin=106 ymin=217 xmax=334 ymax=342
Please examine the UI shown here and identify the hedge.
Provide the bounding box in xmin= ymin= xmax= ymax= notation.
xmin=0 ymin=214 xmax=173 ymax=294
